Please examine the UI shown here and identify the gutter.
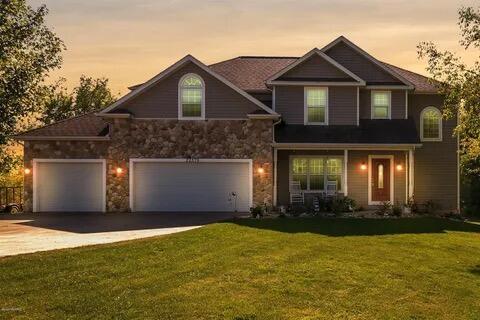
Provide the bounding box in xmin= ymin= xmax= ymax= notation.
xmin=12 ymin=136 xmax=111 ymax=141
xmin=272 ymin=142 xmax=422 ymax=150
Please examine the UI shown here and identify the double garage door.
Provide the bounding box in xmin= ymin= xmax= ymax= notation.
xmin=33 ymin=159 xmax=251 ymax=212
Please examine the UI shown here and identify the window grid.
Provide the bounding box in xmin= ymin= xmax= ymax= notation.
xmin=422 ymin=109 xmax=441 ymax=140
xmin=180 ymin=74 xmax=203 ymax=118
xmin=291 ymin=157 xmax=343 ymax=191
xmin=306 ymin=88 xmax=327 ymax=124
xmin=372 ymin=91 xmax=391 ymax=119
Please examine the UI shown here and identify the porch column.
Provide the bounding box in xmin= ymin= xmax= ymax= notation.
xmin=344 ymin=149 xmax=348 ymax=196
xmin=273 ymin=148 xmax=278 ymax=206
xmin=408 ymin=149 xmax=414 ymax=199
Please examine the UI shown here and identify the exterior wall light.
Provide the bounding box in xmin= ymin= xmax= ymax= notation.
xmin=115 ymin=167 xmax=123 ymax=175
xmin=360 ymin=163 xmax=367 ymax=171
xmin=24 ymin=168 xmax=31 ymax=175
xmin=396 ymin=164 xmax=403 ymax=171
xmin=257 ymin=167 xmax=265 ymax=174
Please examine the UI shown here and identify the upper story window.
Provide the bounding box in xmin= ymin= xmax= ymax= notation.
xmin=304 ymin=87 xmax=328 ymax=125
xmin=371 ymin=90 xmax=391 ymax=119
xmin=421 ymin=106 xmax=442 ymax=141
xmin=178 ymin=73 xmax=205 ymax=120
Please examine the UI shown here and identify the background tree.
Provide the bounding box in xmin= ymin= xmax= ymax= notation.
xmin=417 ymin=6 xmax=480 ymax=213
xmin=0 ymin=0 xmax=64 ymax=174
xmin=41 ymin=76 xmax=117 ymax=125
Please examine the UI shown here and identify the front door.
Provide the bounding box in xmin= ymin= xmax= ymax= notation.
xmin=371 ymin=158 xmax=391 ymax=202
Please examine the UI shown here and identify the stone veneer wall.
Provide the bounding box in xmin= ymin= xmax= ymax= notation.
xmin=23 ymin=119 xmax=273 ymax=212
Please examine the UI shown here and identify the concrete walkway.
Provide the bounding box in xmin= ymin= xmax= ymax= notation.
xmin=0 ymin=212 xmax=234 ymax=258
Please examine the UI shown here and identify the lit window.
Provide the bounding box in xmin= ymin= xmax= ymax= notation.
xmin=179 ymin=74 xmax=204 ymax=119
xmin=378 ymin=164 xmax=384 ymax=189
xmin=371 ymin=91 xmax=391 ymax=119
xmin=291 ymin=157 xmax=343 ymax=191
xmin=421 ymin=107 xmax=442 ymax=141
xmin=305 ymin=87 xmax=328 ymax=124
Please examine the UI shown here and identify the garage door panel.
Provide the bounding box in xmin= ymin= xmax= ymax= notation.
xmin=132 ymin=161 xmax=251 ymax=212
xmin=35 ymin=161 xmax=104 ymax=212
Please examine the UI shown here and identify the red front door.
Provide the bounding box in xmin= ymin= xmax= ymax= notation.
xmin=371 ymin=158 xmax=390 ymax=202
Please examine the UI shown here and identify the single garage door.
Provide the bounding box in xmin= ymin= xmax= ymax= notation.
xmin=33 ymin=160 xmax=105 ymax=212
xmin=131 ymin=160 xmax=251 ymax=212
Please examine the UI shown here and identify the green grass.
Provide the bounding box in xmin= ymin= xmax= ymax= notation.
xmin=1 ymin=218 xmax=480 ymax=319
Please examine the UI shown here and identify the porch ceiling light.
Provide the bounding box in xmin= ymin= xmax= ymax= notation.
xmin=360 ymin=163 xmax=367 ymax=171
xmin=24 ymin=168 xmax=31 ymax=175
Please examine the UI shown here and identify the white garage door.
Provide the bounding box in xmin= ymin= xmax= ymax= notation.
xmin=131 ymin=160 xmax=251 ymax=212
xmin=34 ymin=160 xmax=105 ymax=212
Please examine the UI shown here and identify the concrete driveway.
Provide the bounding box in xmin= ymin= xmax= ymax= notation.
xmin=0 ymin=212 xmax=235 ymax=258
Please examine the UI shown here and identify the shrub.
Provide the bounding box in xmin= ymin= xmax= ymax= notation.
xmin=376 ymin=201 xmax=392 ymax=216
xmin=249 ymin=205 xmax=264 ymax=218
xmin=331 ymin=197 xmax=356 ymax=215
xmin=392 ymin=202 xmax=402 ymax=217
xmin=424 ymin=200 xmax=441 ymax=214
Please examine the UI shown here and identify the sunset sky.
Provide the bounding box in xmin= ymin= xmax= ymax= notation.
xmin=30 ymin=0 xmax=478 ymax=95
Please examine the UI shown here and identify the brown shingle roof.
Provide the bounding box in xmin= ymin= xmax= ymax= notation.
xmin=382 ymin=63 xmax=439 ymax=93
xmin=210 ymin=56 xmax=438 ymax=93
xmin=209 ymin=56 xmax=297 ymax=92
xmin=14 ymin=113 xmax=109 ymax=139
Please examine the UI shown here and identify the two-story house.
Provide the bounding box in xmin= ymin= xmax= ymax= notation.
xmin=15 ymin=36 xmax=459 ymax=213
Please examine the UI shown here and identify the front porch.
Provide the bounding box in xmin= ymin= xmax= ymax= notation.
xmin=274 ymin=147 xmax=415 ymax=209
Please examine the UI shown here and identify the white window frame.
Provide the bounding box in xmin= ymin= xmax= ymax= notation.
xmin=178 ymin=73 xmax=205 ymax=120
xmin=371 ymin=90 xmax=391 ymax=119
xmin=420 ymin=106 xmax=443 ymax=142
xmin=289 ymin=155 xmax=344 ymax=193
xmin=304 ymin=87 xmax=328 ymax=125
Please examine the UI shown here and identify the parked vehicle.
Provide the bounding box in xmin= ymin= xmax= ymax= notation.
xmin=0 ymin=186 xmax=23 ymax=213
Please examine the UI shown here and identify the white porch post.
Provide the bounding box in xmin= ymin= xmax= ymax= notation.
xmin=344 ymin=149 xmax=348 ymax=196
xmin=273 ymin=148 xmax=278 ymax=206
xmin=408 ymin=149 xmax=414 ymax=199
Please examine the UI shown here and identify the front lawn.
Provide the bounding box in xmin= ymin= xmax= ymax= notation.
xmin=1 ymin=218 xmax=480 ymax=319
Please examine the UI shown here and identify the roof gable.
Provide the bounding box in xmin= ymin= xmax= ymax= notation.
xmin=267 ymin=48 xmax=365 ymax=85
xmin=100 ymin=55 xmax=278 ymax=116
xmin=322 ymin=36 xmax=414 ymax=88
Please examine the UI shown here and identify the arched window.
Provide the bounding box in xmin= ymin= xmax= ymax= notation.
xmin=420 ymin=107 xmax=442 ymax=141
xmin=178 ymin=73 xmax=205 ymax=119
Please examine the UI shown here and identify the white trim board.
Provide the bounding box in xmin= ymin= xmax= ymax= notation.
xmin=99 ymin=55 xmax=278 ymax=117
xmin=129 ymin=158 xmax=253 ymax=212
xmin=266 ymin=47 xmax=365 ymax=85
xmin=32 ymin=159 xmax=107 ymax=213
xmin=320 ymin=36 xmax=415 ymax=89
xmin=368 ymin=155 xmax=394 ymax=205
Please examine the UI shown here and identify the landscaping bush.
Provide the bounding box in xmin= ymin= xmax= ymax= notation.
xmin=376 ymin=201 xmax=392 ymax=216
xmin=331 ymin=197 xmax=356 ymax=215
xmin=249 ymin=205 xmax=264 ymax=218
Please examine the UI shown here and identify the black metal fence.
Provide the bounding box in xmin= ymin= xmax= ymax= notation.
xmin=0 ymin=186 xmax=23 ymax=208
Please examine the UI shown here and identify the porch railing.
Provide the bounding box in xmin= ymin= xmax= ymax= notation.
xmin=0 ymin=186 xmax=23 ymax=208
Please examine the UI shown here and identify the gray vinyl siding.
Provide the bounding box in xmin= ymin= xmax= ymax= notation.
xmin=324 ymin=41 xmax=400 ymax=83
xmin=275 ymin=86 xmax=357 ymax=125
xmin=409 ymin=94 xmax=458 ymax=211
xmin=276 ymin=149 xmax=407 ymax=207
xmin=120 ymin=62 xmax=262 ymax=118
xmin=280 ymin=54 xmax=351 ymax=80
xmin=359 ymin=89 xmax=407 ymax=119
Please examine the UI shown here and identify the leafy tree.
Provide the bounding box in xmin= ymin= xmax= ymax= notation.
xmin=41 ymin=76 xmax=117 ymax=124
xmin=0 ymin=0 xmax=64 ymax=174
xmin=417 ymin=6 xmax=480 ymax=176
